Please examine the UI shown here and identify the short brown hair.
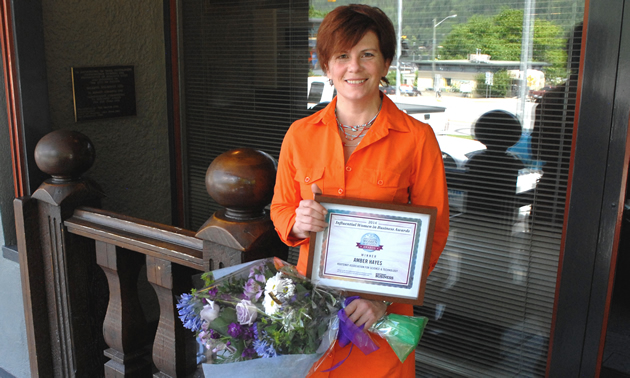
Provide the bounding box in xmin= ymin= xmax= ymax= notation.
xmin=316 ymin=4 xmax=395 ymax=76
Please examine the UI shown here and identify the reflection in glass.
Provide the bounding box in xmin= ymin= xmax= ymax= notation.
xmin=306 ymin=1 xmax=584 ymax=375
xmin=180 ymin=0 xmax=585 ymax=375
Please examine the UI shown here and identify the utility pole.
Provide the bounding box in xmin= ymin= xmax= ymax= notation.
xmin=396 ymin=0 xmax=402 ymax=97
xmin=432 ymin=14 xmax=457 ymax=91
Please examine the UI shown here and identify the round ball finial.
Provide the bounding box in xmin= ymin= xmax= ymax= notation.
xmin=34 ymin=130 xmax=95 ymax=182
xmin=205 ymin=148 xmax=277 ymax=219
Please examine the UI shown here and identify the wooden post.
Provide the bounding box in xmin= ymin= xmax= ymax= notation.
xmin=15 ymin=130 xmax=107 ymax=377
xmin=196 ymin=148 xmax=288 ymax=269
xmin=14 ymin=196 xmax=52 ymax=376
xmin=146 ymin=256 xmax=197 ymax=378
xmin=96 ymin=242 xmax=153 ymax=377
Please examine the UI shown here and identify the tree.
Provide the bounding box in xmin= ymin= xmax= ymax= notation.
xmin=309 ymin=5 xmax=328 ymax=19
xmin=441 ymin=9 xmax=567 ymax=82
xmin=474 ymin=70 xmax=512 ymax=98
xmin=386 ymin=70 xmax=397 ymax=87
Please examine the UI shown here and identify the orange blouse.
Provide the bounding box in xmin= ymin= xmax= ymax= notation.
xmin=270 ymin=94 xmax=449 ymax=377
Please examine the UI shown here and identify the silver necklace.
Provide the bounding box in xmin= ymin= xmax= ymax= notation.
xmin=335 ymin=103 xmax=382 ymax=143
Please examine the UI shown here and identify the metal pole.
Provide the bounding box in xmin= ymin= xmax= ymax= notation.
xmin=432 ymin=15 xmax=456 ymax=93
xmin=396 ymin=0 xmax=402 ymax=97
xmin=432 ymin=18 xmax=436 ymax=91
xmin=518 ymin=0 xmax=535 ymax=120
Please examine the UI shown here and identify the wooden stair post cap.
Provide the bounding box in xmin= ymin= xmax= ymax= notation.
xmin=34 ymin=130 xmax=95 ymax=182
xmin=205 ymin=148 xmax=276 ymax=220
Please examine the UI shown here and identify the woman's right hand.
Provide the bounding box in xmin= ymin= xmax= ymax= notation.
xmin=291 ymin=184 xmax=328 ymax=239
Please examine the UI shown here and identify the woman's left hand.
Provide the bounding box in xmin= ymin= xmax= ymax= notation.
xmin=344 ymin=298 xmax=388 ymax=330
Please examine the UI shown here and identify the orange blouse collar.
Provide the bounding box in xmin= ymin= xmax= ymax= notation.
xmin=313 ymin=94 xmax=412 ymax=134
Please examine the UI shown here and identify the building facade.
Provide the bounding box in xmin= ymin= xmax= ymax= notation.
xmin=1 ymin=0 xmax=628 ymax=376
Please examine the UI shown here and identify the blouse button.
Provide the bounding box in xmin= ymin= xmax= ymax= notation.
xmin=338 ymin=188 xmax=344 ymax=195
xmin=345 ymin=166 xmax=352 ymax=172
xmin=304 ymin=177 xmax=310 ymax=183
xmin=377 ymin=180 xmax=384 ymax=186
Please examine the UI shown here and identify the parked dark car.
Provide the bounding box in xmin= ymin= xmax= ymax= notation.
xmin=379 ymin=85 xmax=396 ymax=95
xmin=378 ymin=85 xmax=421 ymax=96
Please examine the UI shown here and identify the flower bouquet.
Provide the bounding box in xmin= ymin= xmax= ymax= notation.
xmin=178 ymin=258 xmax=343 ymax=377
xmin=177 ymin=258 xmax=428 ymax=377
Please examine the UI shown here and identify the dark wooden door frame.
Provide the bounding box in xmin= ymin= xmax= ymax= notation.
xmin=164 ymin=0 xmax=185 ymax=227
xmin=548 ymin=0 xmax=630 ymax=375
xmin=1 ymin=0 xmax=27 ymax=198
xmin=1 ymin=0 xmax=51 ymax=197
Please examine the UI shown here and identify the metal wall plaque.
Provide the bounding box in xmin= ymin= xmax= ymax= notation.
xmin=72 ymin=66 xmax=137 ymax=122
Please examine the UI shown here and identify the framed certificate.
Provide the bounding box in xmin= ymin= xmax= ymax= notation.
xmin=307 ymin=195 xmax=437 ymax=306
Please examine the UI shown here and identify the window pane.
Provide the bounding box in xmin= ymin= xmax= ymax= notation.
xmin=307 ymin=1 xmax=583 ymax=376
xmin=180 ymin=0 xmax=310 ymax=229
xmin=180 ymin=0 xmax=584 ymax=375
xmin=305 ymin=0 xmax=582 ymax=376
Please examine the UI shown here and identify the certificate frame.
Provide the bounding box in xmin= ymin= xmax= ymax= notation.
xmin=307 ymin=195 xmax=437 ymax=306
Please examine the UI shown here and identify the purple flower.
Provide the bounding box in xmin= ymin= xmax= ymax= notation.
xmin=253 ymin=338 xmax=278 ymax=358
xmin=207 ymin=287 xmax=218 ymax=297
xmin=249 ymin=263 xmax=265 ymax=278
xmin=227 ymin=322 xmax=243 ymax=338
xmin=209 ymin=328 xmax=220 ymax=339
xmin=242 ymin=347 xmax=257 ymax=359
xmin=242 ymin=325 xmax=255 ymax=340
xmin=236 ymin=299 xmax=258 ymax=325
xmin=252 ymin=322 xmax=259 ymax=339
xmin=176 ymin=293 xmax=203 ymax=332
xmin=243 ymin=274 xmax=265 ymax=301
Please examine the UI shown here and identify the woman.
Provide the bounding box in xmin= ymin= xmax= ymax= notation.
xmin=270 ymin=4 xmax=449 ymax=377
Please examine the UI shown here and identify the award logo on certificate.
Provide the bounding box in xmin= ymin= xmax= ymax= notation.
xmin=307 ymin=195 xmax=437 ymax=305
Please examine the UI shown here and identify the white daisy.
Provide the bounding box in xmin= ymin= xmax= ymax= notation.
xmin=265 ymin=272 xmax=295 ymax=302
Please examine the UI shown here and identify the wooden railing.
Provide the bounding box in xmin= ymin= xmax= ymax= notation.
xmin=15 ymin=130 xmax=287 ymax=377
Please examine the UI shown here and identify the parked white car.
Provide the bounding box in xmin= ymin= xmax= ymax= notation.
xmin=307 ymin=76 xmax=336 ymax=109
xmin=307 ymin=76 xmax=448 ymax=131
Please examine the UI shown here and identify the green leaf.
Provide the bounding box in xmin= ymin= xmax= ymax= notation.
xmin=233 ymin=339 xmax=245 ymax=359
xmin=207 ymin=317 xmax=230 ymax=336
xmin=221 ymin=307 xmax=238 ymax=324
xmin=201 ymin=271 xmax=215 ymax=287
xmin=207 ymin=307 xmax=238 ymax=336
xmin=295 ymin=284 xmax=307 ymax=294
